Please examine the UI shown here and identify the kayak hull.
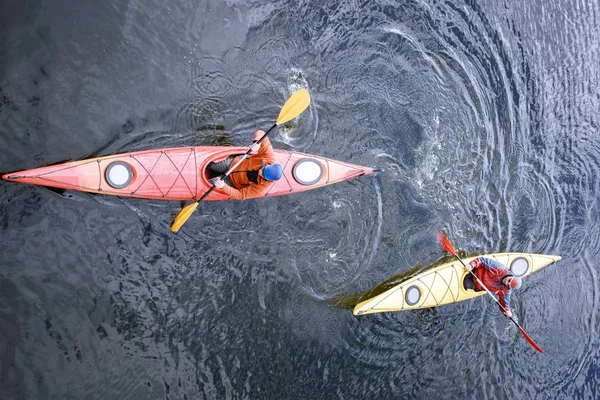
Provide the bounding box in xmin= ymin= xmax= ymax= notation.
xmin=353 ymin=253 xmax=562 ymax=315
xmin=2 ymin=146 xmax=375 ymax=201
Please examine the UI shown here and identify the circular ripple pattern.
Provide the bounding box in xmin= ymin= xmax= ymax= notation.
xmin=1 ymin=0 xmax=600 ymax=399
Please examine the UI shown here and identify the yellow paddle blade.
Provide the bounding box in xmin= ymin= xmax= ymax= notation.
xmin=170 ymin=202 xmax=199 ymax=232
xmin=275 ymin=88 xmax=311 ymax=125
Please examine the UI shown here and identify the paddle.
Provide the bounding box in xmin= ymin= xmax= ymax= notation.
xmin=437 ymin=230 xmax=544 ymax=353
xmin=170 ymin=88 xmax=311 ymax=232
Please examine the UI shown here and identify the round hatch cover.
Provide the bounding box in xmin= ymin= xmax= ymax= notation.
xmin=292 ymin=159 xmax=323 ymax=185
xmin=405 ymin=285 xmax=422 ymax=306
xmin=105 ymin=161 xmax=133 ymax=189
xmin=510 ymin=257 xmax=530 ymax=277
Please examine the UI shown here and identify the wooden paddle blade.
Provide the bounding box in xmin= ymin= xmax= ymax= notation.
xmin=276 ymin=88 xmax=310 ymax=125
xmin=171 ymin=202 xmax=199 ymax=232
xmin=437 ymin=230 xmax=457 ymax=257
xmin=518 ymin=326 xmax=544 ymax=353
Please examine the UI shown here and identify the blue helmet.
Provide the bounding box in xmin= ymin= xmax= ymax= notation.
xmin=263 ymin=164 xmax=283 ymax=181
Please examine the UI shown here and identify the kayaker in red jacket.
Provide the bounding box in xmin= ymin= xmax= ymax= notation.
xmin=463 ymin=257 xmax=522 ymax=318
xmin=209 ymin=130 xmax=283 ymax=200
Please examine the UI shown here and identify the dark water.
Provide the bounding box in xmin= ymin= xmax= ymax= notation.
xmin=1 ymin=0 xmax=599 ymax=398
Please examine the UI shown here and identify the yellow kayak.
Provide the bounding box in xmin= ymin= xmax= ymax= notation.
xmin=353 ymin=253 xmax=561 ymax=316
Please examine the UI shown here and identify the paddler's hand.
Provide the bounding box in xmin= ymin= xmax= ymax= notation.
xmin=212 ymin=177 xmax=225 ymax=189
xmin=466 ymin=261 xmax=476 ymax=272
xmin=503 ymin=310 xmax=512 ymax=318
xmin=249 ymin=142 xmax=260 ymax=154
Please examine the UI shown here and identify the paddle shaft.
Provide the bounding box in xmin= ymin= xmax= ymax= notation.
xmin=198 ymin=124 xmax=276 ymax=202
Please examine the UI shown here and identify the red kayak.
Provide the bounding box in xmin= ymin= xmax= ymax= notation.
xmin=2 ymin=146 xmax=375 ymax=201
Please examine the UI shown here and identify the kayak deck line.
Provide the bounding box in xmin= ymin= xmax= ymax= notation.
xmin=353 ymin=253 xmax=562 ymax=316
xmin=126 ymin=148 xmax=197 ymax=199
xmin=2 ymin=146 xmax=376 ymax=201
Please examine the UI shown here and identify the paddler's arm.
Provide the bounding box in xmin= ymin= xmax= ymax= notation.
xmin=253 ymin=130 xmax=277 ymax=161
xmin=218 ymin=179 xmax=271 ymax=201
xmin=498 ymin=291 xmax=512 ymax=318
xmin=479 ymin=257 xmax=507 ymax=272
xmin=253 ymin=129 xmax=266 ymax=144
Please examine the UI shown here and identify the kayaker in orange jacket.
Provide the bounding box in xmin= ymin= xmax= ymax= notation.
xmin=209 ymin=130 xmax=283 ymax=200
xmin=463 ymin=257 xmax=522 ymax=318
